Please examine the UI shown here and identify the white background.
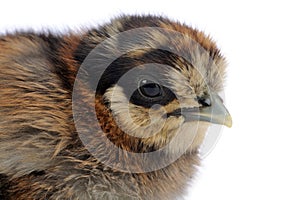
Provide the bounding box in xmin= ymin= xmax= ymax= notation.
xmin=1 ymin=0 xmax=300 ymax=199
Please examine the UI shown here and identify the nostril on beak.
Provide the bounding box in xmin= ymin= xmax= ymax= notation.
xmin=197 ymin=96 xmax=211 ymax=107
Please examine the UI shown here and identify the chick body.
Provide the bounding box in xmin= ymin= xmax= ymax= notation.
xmin=0 ymin=15 xmax=228 ymax=199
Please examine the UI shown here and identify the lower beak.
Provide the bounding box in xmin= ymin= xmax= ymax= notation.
xmin=180 ymin=93 xmax=232 ymax=127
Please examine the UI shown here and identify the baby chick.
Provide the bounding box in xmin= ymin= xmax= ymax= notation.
xmin=0 ymin=15 xmax=231 ymax=199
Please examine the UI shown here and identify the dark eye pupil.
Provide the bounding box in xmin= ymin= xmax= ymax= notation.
xmin=197 ymin=96 xmax=211 ymax=107
xmin=139 ymin=80 xmax=162 ymax=98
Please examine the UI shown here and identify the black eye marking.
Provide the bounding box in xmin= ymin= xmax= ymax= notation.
xmin=138 ymin=79 xmax=162 ymax=98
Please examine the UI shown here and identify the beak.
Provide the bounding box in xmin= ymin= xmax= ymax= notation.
xmin=179 ymin=93 xmax=232 ymax=127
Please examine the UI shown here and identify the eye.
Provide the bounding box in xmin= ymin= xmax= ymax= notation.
xmin=197 ymin=96 xmax=211 ymax=107
xmin=130 ymin=78 xmax=176 ymax=108
xmin=138 ymin=79 xmax=162 ymax=98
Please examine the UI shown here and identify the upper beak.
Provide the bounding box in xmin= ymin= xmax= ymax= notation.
xmin=180 ymin=93 xmax=232 ymax=127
